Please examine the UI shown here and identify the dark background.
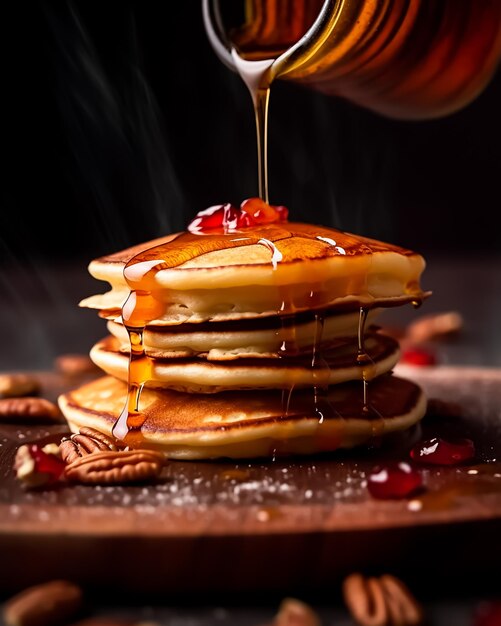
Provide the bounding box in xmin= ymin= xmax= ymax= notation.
xmin=1 ymin=1 xmax=501 ymax=371
xmin=1 ymin=0 xmax=501 ymax=265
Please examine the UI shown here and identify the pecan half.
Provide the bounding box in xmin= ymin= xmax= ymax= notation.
xmin=0 ymin=397 xmax=61 ymax=422
xmin=2 ymin=579 xmax=83 ymax=626
xmin=64 ymin=449 xmax=166 ymax=485
xmin=54 ymin=353 xmax=100 ymax=376
xmin=406 ymin=311 xmax=463 ymax=344
xmin=59 ymin=428 xmax=120 ymax=464
xmin=0 ymin=373 xmax=40 ymax=399
xmin=273 ymin=597 xmax=321 ymax=626
xmin=342 ymin=573 xmax=423 ymax=626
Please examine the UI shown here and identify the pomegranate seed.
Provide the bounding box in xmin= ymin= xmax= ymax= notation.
xmin=15 ymin=444 xmax=66 ymax=487
xmin=223 ymin=203 xmax=240 ymax=231
xmin=240 ymin=197 xmax=268 ymax=218
xmin=236 ymin=211 xmax=255 ymax=228
xmin=367 ymin=461 xmax=423 ymax=499
xmin=410 ymin=437 xmax=475 ymax=466
xmin=400 ymin=347 xmax=437 ymax=366
xmin=31 ymin=446 xmax=66 ymax=479
xmin=473 ymin=601 xmax=501 ymax=626
xmin=275 ymin=204 xmax=289 ymax=221
xmin=188 ymin=199 xmax=289 ymax=233
xmin=187 ymin=204 xmax=227 ymax=233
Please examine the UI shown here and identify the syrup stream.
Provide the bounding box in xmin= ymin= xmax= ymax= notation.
xmin=357 ymin=305 xmax=384 ymax=440
xmin=357 ymin=306 xmax=370 ymax=409
xmin=231 ymin=51 xmax=274 ymax=202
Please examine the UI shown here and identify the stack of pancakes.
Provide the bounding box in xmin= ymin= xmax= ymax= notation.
xmin=58 ymin=205 xmax=429 ymax=459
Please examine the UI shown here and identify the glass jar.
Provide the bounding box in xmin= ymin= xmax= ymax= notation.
xmin=203 ymin=0 xmax=501 ymax=120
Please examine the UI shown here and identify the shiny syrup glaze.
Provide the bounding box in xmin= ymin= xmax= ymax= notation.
xmin=111 ymin=199 xmax=423 ymax=443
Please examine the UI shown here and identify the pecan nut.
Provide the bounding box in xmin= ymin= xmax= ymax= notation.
xmin=54 ymin=353 xmax=100 ymax=376
xmin=64 ymin=449 xmax=166 ymax=484
xmin=2 ymin=579 xmax=83 ymax=626
xmin=59 ymin=427 xmax=120 ymax=464
xmin=0 ymin=373 xmax=40 ymax=399
xmin=406 ymin=311 xmax=463 ymax=344
xmin=0 ymin=397 xmax=61 ymax=422
xmin=273 ymin=598 xmax=321 ymax=626
xmin=342 ymin=573 xmax=423 ymax=626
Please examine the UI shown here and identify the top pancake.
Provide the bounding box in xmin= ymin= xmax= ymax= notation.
xmin=80 ymin=222 xmax=427 ymax=323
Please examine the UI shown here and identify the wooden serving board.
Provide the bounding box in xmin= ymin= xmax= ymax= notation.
xmin=0 ymin=366 xmax=500 ymax=598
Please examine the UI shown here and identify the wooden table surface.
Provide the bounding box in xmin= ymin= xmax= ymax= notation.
xmin=0 ymin=366 xmax=500 ymax=624
xmin=1 ymin=255 xmax=500 ymax=624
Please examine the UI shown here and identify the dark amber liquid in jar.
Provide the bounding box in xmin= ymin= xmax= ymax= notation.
xmin=214 ymin=0 xmax=501 ymax=119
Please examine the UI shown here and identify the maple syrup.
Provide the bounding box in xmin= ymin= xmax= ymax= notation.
xmin=111 ymin=201 xmax=418 ymax=443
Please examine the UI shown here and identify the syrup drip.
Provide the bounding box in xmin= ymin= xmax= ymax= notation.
xmin=278 ymin=292 xmax=299 ymax=359
xmin=356 ymin=306 xmax=385 ymax=442
xmin=112 ymin=270 xmax=166 ymax=441
xmin=311 ymin=312 xmax=334 ymax=423
xmin=111 ymin=325 xmax=147 ymax=440
xmin=357 ymin=307 xmax=370 ymax=406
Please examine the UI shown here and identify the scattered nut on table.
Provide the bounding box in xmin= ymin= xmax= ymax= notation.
xmin=59 ymin=427 xmax=121 ymax=464
xmin=54 ymin=353 xmax=100 ymax=376
xmin=271 ymin=597 xmax=322 ymax=626
xmin=64 ymin=449 xmax=166 ymax=485
xmin=2 ymin=579 xmax=83 ymax=626
xmin=405 ymin=311 xmax=463 ymax=344
xmin=0 ymin=373 xmax=40 ymax=399
xmin=0 ymin=397 xmax=61 ymax=422
xmin=342 ymin=572 xmax=424 ymax=626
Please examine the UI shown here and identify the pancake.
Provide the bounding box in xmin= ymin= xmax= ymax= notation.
xmin=79 ymin=221 xmax=427 ymax=323
xmin=90 ymin=332 xmax=400 ymax=393
xmin=58 ymin=374 xmax=427 ymax=460
xmin=105 ymin=309 xmax=380 ymax=360
xmin=59 ymin=202 xmax=429 ymax=455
